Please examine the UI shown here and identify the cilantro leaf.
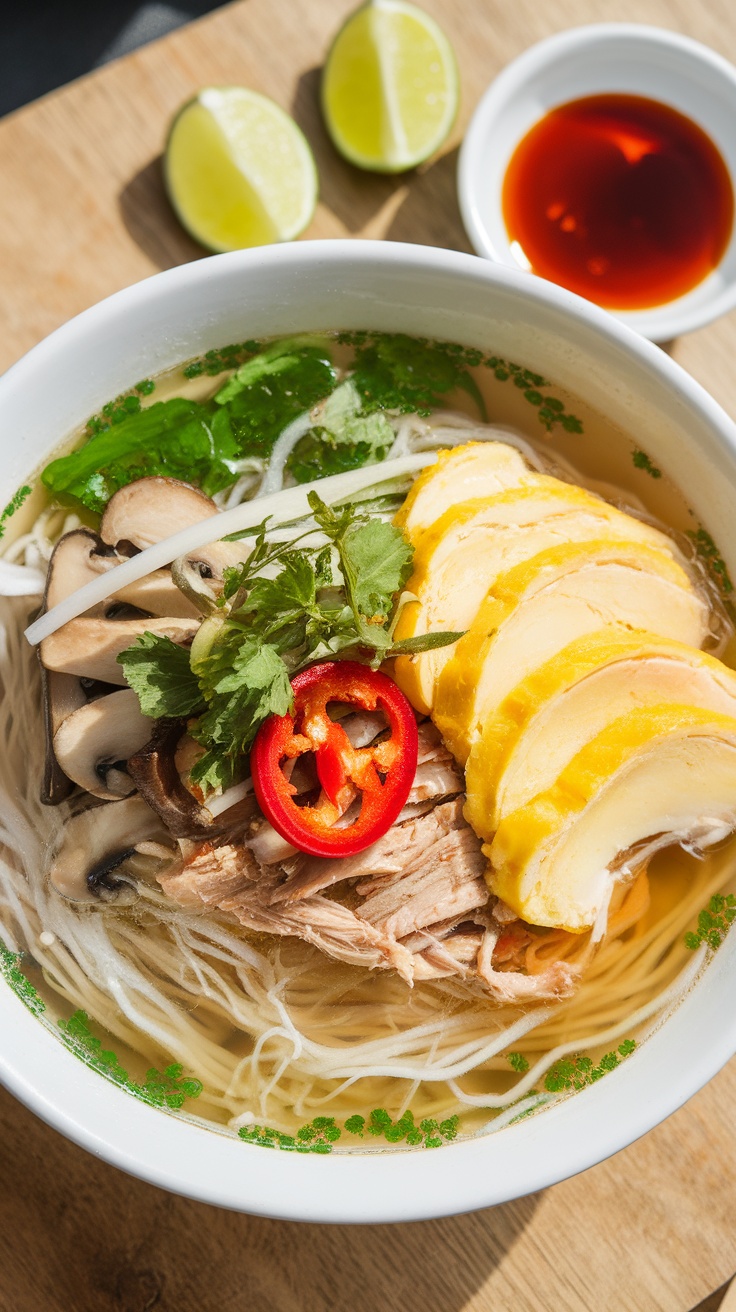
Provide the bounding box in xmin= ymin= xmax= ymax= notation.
xmin=190 ymin=633 xmax=293 ymax=790
xmin=343 ymin=519 xmax=414 ymax=621
xmin=116 ymin=633 xmax=205 ymax=718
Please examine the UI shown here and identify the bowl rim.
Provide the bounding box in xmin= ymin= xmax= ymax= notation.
xmin=2 ymin=239 xmax=736 ymax=1222
xmin=457 ymin=22 xmax=736 ymax=341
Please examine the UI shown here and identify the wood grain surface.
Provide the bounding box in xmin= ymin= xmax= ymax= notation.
xmin=1 ymin=1 xmax=736 ymax=1309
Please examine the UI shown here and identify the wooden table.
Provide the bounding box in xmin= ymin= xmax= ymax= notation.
xmin=1 ymin=1 xmax=735 ymax=1308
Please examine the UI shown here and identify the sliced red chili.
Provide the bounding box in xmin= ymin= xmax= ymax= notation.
xmin=250 ymin=660 xmax=418 ymax=858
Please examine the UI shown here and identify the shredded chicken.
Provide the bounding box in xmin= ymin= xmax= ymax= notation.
xmin=157 ymin=721 xmax=579 ymax=998
xmin=357 ymin=827 xmax=488 ymax=938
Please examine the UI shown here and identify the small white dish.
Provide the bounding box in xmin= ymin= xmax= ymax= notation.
xmin=458 ymin=24 xmax=736 ymax=340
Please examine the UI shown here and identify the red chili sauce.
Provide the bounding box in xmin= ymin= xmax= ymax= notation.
xmin=502 ymin=94 xmax=734 ymax=309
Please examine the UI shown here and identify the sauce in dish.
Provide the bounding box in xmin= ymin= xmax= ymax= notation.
xmin=502 ymin=94 xmax=734 ymax=310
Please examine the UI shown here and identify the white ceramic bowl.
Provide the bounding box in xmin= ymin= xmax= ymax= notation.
xmin=458 ymin=24 xmax=736 ymax=341
xmin=2 ymin=241 xmax=736 ymax=1222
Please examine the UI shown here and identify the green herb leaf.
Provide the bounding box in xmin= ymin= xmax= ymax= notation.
xmin=214 ymin=338 xmax=337 ymax=460
xmin=41 ymin=397 xmax=239 ymax=513
xmin=346 ymin=332 xmax=489 ymax=420
xmin=632 ymin=449 xmax=662 ymax=479
xmin=190 ymin=634 xmax=293 ymax=791
xmin=117 ymin=633 xmax=205 ymax=718
xmin=389 ymin=630 xmax=464 ymax=655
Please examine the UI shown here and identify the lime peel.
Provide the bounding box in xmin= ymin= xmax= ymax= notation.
xmin=165 ymin=86 xmax=318 ymax=252
xmin=322 ymin=0 xmax=459 ymax=173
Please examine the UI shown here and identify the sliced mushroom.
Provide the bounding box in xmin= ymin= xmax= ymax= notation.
xmin=41 ymin=615 xmax=198 ymax=684
xmin=44 ymin=528 xmax=109 ymax=610
xmin=47 ymin=796 xmax=174 ymax=904
xmin=172 ymin=540 xmax=252 ymax=614
xmin=128 ymin=720 xmax=218 ymax=838
xmin=53 ymin=688 xmax=153 ymax=801
xmin=41 ymin=530 xmax=108 ymax=803
xmin=100 ymin=477 xmax=217 ymax=552
xmin=105 ymin=569 xmax=200 ymax=619
xmin=41 ymin=670 xmax=87 ymax=804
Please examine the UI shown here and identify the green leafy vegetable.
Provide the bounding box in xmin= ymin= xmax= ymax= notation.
xmin=42 ymin=397 xmax=240 ymax=512
xmin=119 ymin=500 xmax=460 ymax=792
xmin=632 ymin=449 xmax=662 ymax=479
xmin=214 ymin=337 xmax=337 ymax=459
xmin=544 ymin=1040 xmax=636 ymax=1093
xmin=117 ymin=632 xmax=205 ymax=719
xmin=190 ymin=633 xmax=293 ymax=791
xmin=685 ymin=893 xmax=736 ymax=950
xmin=287 ymin=380 xmax=396 ymax=484
xmin=0 ymin=484 xmax=32 ymax=541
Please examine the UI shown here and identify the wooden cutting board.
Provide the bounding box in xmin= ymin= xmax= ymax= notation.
xmin=1 ymin=1 xmax=735 ymax=1309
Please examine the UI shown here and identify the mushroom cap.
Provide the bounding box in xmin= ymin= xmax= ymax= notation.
xmin=53 ymin=688 xmax=154 ymax=801
xmin=100 ymin=477 xmax=217 ymax=552
xmin=47 ymin=796 xmax=173 ymax=903
xmin=41 ymin=614 xmax=198 ymax=684
xmin=171 ymin=540 xmax=252 ymax=613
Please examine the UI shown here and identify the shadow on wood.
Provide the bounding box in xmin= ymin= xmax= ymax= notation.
xmin=0 ymin=1083 xmax=538 ymax=1312
xmin=290 ymin=65 xmax=403 ymax=232
xmin=385 ymin=147 xmax=474 ymax=254
xmin=118 ymin=156 xmax=204 ymax=271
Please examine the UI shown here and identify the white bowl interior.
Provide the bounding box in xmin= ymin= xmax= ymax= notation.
xmin=459 ymin=24 xmax=736 ymax=340
xmin=2 ymin=241 xmax=736 ymax=1220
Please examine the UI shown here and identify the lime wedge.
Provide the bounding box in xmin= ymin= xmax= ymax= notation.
xmin=322 ymin=0 xmax=458 ymax=173
xmin=165 ymin=87 xmax=318 ymax=252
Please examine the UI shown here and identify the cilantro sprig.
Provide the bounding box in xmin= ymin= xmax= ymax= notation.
xmin=118 ymin=497 xmax=461 ymax=793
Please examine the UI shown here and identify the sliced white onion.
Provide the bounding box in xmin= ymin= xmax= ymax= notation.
xmin=258 ymin=411 xmax=312 ymax=498
xmin=24 ymin=454 xmax=435 ymax=647
xmin=206 ymin=777 xmax=254 ymax=818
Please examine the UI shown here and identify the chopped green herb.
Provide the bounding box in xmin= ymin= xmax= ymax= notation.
xmin=632 ymin=450 xmax=662 ymax=479
xmin=685 ymin=893 xmax=736 ymax=950
xmin=0 ymin=939 xmax=46 ymax=1015
xmin=687 ymin=526 xmax=734 ymax=597
xmin=0 ymin=947 xmax=203 ymax=1113
xmin=544 ymin=1041 xmax=636 ymax=1093
xmin=0 ymin=484 xmax=32 ymax=540
xmin=119 ymin=499 xmax=460 ymax=792
xmin=58 ymin=1010 xmax=202 ymax=1110
xmin=507 ymin=1052 xmax=529 ymax=1074
xmin=484 ymin=356 xmax=583 ymax=434
xmin=239 ymin=1108 xmax=460 ymax=1153
xmin=183 ymin=339 xmax=263 ymax=379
